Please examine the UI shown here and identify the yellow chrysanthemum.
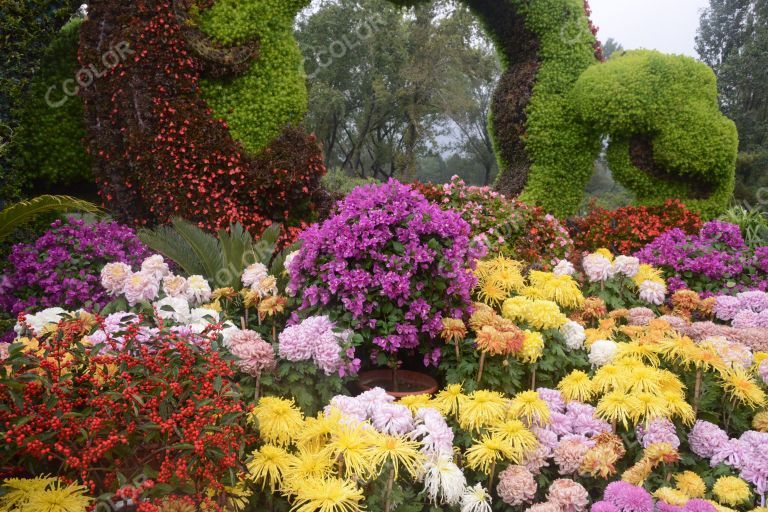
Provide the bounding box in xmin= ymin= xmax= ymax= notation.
xmin=527 ymin=272 xmax=585 ymax=309
xmin=596 ymin=391 xmax=640 ymax=429
xmin=522 ymin=300 xmax=568 ymax=330
xmin=296 ymin=413 xmax=336 ymax=451
xmin=432 ymin=384 xmax=468 ymax=417
xmin=625 ymin=365 xmax=662 ymax=394
xmin=683 ymin=345 xmax=728 ymax=373
xmin=249 ymin=396 xmax=304 ymax=446
xmin=712 ymin=476 xmax=752 ymax=507
xmin=674 ymin=471 xmax=707 ymax=498
xmin=657 ymin=369 xmax=687 ymax=395
xmin=616 ymin=342 xmax=661 ymax=367
xmin=291 ymin=477 xmax=365 ymax=512
xmin=281 ymin=448 xmax=335 ymax=494
xmin=17 ymin=480 xmax=91 ymax=512
xmin=0 ymin=476 xmax=57 ymax=511
xmin=368 ymin=433 xmax=425 ymax=478
xmin=753 ymin=410 xmax=768 ymax=432
xmin=634 ymin=392 xmax=670 ymax=422
xmin=557 ymin=370 xmax=595 ymax=402
xmin=593 ymin=364 xmax=624 ymax=394
xmin=459 ymin=390 xmax=509 ymax=431
xmin=663 ymin=392 xmax=696 ymax=425
xmin=509 ymin=390 xmax=550 ymax=425
xmin=502 ymin=296 xmax=532 ymax=322
xmin=489 ymin=266 xmax=526 ymax=294
xmin=465 ymin=434 xmax=518 ymax=473
xmin=323 ymin=421 xmax=376 ymax=480
xmin=654 ymin=487 xmax=690 ymax=507
xmin=634 ymin=264 xmax=665 ymax=287
xmin=708 ymin=501 xmax=739 ymax=512
xmin=398 ymin=393 xmax=434 ymax=414
xmin=518 ymin=330 xmax=545 ymax=364
xmin=720 ymin=370 xmax=767 ymax=409
xmin=595 ymin=248 xmax=614 ymax=261
xmin=489 ymin=419 xmax=539 ymax=455
xmin=247 ymin=444 xmax=295 ymax=491
xmin=477 ymin=279 xmax=508 ymax=306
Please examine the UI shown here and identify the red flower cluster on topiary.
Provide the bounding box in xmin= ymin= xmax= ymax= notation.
xmin=0 ymin=316 xmax=250 ymax=503
xmin=78 ymin=0 xmax=326 ymax=239
xmin=569 ymin=199 xmax=703 ymax=255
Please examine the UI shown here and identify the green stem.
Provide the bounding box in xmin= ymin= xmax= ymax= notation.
xmin=384 ymin=467 xmax=395 ymax=512
xmin=477 ymin=352 xmax=487 ymax=385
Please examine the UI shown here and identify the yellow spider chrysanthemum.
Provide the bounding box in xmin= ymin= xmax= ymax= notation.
xmin=17 ymin=480 xmax=92 ymax=512
xmin=634 ymin=392 xmax=670 ymax=422
xmin=0 ymin=476 xmax=58 ymax=511
xmin=683 ymin=345 xmax=728 ymax=373
xmin=708 ymin=501 xmax=739 ymax=512
xmin=657 ymin=369 xmax=687 ymax=395
xmin=489 ymin=419 xmax=539 ymax=455
xmin=674 ymin=471 xmax=707 ymax=498
xmin=489 ymin=266 xmax=526 ymax=294
xmin=657 ymin=334 xmax=698 ymax=365
xmin=592 ymin=364 xmax=624 ymax=394
xmin=654 ymin=487 xmax=690 ymax=507
xmin=281 ymin=448 xmax=335 ymax=494
xmin=249 ymin=396 xmax=304 ymax=446
xmin=527 ymin=272 xmax=585 ymax=309
xmin=477 ymin=279 xmax=508 ymax=306
xmin=518 ymin=330 xmax=545 ymax=364
xmin=502 ymin=296 xmax=532 ymax=322
xmin=459 ymin=390 xmax=509 ymax=432
xmin=432 ymin=384 xmax=467 ymax=417
xmin=465 ymin=434 xmax=517 ymax=473
xmin=247 ymin=444 xmax=295 ymax=491
xmin=509 ymin=390 xmax=550 ymax=425
xmin=712 ymin=476 xmax=752 ymax=507
xmin=616 ymin=342 xmax=661 ymax=367
xmin=367 ymin=433 xmax=425 ymax=478
xmin=595 ymin=248 xmax=614 ymax=261
xmin=323 ymin=422 xmax=376 ymax=479
xmin=291 ymin=477 xmax=365 ymax=512
xmin=634 ymin=264 xmax=665 ymax=287
xmin=663 ymin=392 xmax=696 ymax=425
xmin=398 ymin=393 xmax=434 ymax=414
xmin=720 ymin=370 xmax=767 ymax=409
xmin=296 ymin=413 xmax=337 ymax=451
xmin=557 ymin=370 xmax=595 ymax=403
xmin=596 ymin=391 xmax=640 ymax=429
xmin=625 ymin=366 xmax=662 ymax=394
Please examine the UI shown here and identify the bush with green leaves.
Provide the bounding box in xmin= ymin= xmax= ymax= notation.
xmin=572 ymin=50 xmax=739 ymax=218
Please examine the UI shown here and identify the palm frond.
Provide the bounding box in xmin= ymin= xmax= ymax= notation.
xmin=170 ymin=218 xmax=223 ymax=282
xmin=0 ymin=195 xmax=103 ymax=242
xmin=137 ymin=225 xmax=207 ymax=277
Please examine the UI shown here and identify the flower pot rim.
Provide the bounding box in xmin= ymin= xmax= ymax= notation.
xmin=357 ymin=368 xmax=439 ymax=398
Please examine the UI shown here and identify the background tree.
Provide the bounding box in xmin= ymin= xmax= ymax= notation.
xmin=602 ymin=37 xmax=624 ymax=59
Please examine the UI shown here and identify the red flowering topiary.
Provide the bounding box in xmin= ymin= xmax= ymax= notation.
xmin=78 ymin=0 xmax=326 ymax=239
xmin=0 ymin=316 xmax=251 ymax=506
xmin=569 ymin=199 xmax=703 ymax=254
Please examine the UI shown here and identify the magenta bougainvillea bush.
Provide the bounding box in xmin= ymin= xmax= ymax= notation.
xmin=0 ymin=218 xmax=150 ymax=316
xmin=637 ymin=220 xmax=768 ymax=296
xmin=288 ymin=179 xmax=485 ymax=365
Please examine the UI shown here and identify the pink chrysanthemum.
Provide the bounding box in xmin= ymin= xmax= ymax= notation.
xmin=548 ymin=479 xmax=589 ymax=512
xmin=497 ymin=465 xmax=537 ymax=506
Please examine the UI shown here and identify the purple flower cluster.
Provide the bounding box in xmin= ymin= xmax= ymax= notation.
xmin=599 ymin=481 xmax=654 ymax=512
xmin=715 ymin=292 xmax=768 ymax=327
xmin=278 ymin=315 xmax=360 ymax=377
xmin=0 ymin=219 xmax=150 ymax=316
xmin=636 ymin=221 xmax=768 ymax=297
xmin=689 ymin=421 xmax=768 ymax=497
xmin=289 ymin=180 xmax=484 ymax=358
xmin=636 ymin=418 xmax=680 ymax=449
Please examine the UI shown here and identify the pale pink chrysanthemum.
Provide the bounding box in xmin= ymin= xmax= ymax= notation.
xmin=225 ymin=329 xmax=276 ymax=377
xmin=547 ymin=479 xmax=590 ymax=512
xmin=100 ymin=262 xmax=132 ymax=296
xmin=123 ymin=271 xmax=160 ymax=306
xmin=553 ymin=437 xmax=592 ymax=475
xmin=497 ymin=465 xmax=537 ymax=506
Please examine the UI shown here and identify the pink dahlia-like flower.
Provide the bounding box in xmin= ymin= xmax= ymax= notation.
xmin=592 ymin=501 xmax=619 ymax=512
xmin=603 ymin=481 xmax=653 ymax=512
xmin=162 ymin=274 xmax=188 ymax=298
xmin=657 ymin=503 xmax=683 ymax=512
xmin=658 ymin=315 xmax=689 ymax=332
xmin=715 ymin=295 xmax=742 ymax=321
xmin=0 ymin=343 xmax=8 ymax=361
xmin=612 ymin=256 xmax=640 ymax=278
xmin=553 ymin=437 xmax=592 ymax=475
xmin=412 ymin=408 xmax=454 ymax=457
xmin=497 ymin=465 xmax=537 ymax=506
xmin=547 ymin=479 xmax=589 ymax=512
xmin=101 ymin=262 xmax=132 ymax=296
xmin=627 ymin=307 xmax=655 ymax=326
xmin=225 ymin=329 xmax=276 ymax=377
xmin=537 ymin=388 xmax=566 ymax=414
xmin=583 ymin=254 xmax=615 ymax=282
xmin=524 ymin=444 xmax=551 ymax=475
xmin=123 ymin=271 xmax=160 ymax=306
xmin=636 ymin=418 xmax=680 ymax=449
xmin=733 ymin=309 xmax=768 ymax=329
xmin=371 ymin=403 xmax=413 ymax=435
xmin=278 ymin=315 xmax=356 ymax=376
xmin=688 ymin=420 xmax=729 ymax=459
xmin=737 ymin=291 xmax=768 ymax=313
xmin=528 ymin=503 xmax=562 ymax=512
xmin=639 ymin=280 xmax=666 ymax=306
xmin=140 ymin=254 xmax=170 ymax=281
xmin=682 ymin=500 xmax=717 ymax=512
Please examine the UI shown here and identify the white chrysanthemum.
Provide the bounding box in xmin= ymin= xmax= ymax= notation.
xmin=162 ymin=274 xmax=188 ymax=298
xmin=553 ymin=260 xmax=575 ymax=277
xmin=612 ymin=255 xmax=640 ymax=278
xmin=420 ymin=454 xmax=467 ymax=506
xmin=16 ymin=307 xmax=69 ymax=336
xmin=140 ymin=254 xmax=170 ymax=281
xmin=188 ymin=307 xmax=220 ymax=333
xmin=154 ymin=296 xmax=190 ymax=323
xmin=589 ymin=339 xmax=618 ymax=367
xmin=582 ymin=253 xmax=615 ymax=282
xmin=252 ymin=275 xmax=278 ymax=298
xmin=185 ymin=275 xmax=212 ymax=305
xmin=100 ymin=262 xmax=132 ymax=295
xmin=123 ymin=271 xmax=161 ymax=306
xmin=639 ymin=280 xmax=666 ymax=306
xmin=220 ymin=321 xmax=241 ymax=347
xmin=461 ymin=483 xmax=492 ymax=512
xmin=560 ymin=321 xmax=586 ymax=351
xmin=242 ymin=262 xmax=269 ymax=289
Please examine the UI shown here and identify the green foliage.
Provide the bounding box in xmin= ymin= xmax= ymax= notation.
xmin=10 ymin=19 xmax=92 ymax=187
xmin=197 ymin=0 xmax=310 ymax=153
xmin=261 ymin=360 xmax=348 ymax=417
xmin=0 ymin=195 xmax=103 ymax=243
xmin=572 ymin=50 xmax=739 ymax=218
xmin=512 ymin=0 xmax=603 ymax=217
xmin=321 ymin=169 xmax=379 ymax=198
xmin=138 ymin=218 xmax=283 ymax=290
xmin=719 ymin=205 xmax=768 ymax=248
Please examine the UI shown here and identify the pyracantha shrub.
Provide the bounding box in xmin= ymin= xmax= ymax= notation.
xmin=288 ymin=180 xmax=485 ymax=364
xmin=0 ymin=317 xmax=250 ymax=504
xmin=78 ymin=0 xmax=326 ymax=237
xmin=416 ymin=177 xmax=574 ymax=269
xmin=0 ymin=218 xmax=150 ymax=316
xmin=572 ymin=50 xmax=739 ymax=218
xmin=570 ymin=200 xmax=703 ymax=255
xmin=637 ymin=220 xmax=768 ymax=296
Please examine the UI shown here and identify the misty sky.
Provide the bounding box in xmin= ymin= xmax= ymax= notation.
xmin=589 ymin=0 xmax=710 ymax=58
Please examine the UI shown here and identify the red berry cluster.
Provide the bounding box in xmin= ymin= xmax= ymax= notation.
xmin=569 ymin=199 xmax=703 ymax=255
xmin=78 ymin=0 xmax=326 ymax=239
xmin=0 ymin=317 xmax=251 ymax=503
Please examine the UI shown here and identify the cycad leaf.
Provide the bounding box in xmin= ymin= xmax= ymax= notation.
xmin=0 ymin=195 xmax=103 ymax=242
xmin=171 ymin=218 xmax=223 ymax=283
xmin=217 ymin=223 xmax=256 ymax=289
xmin=137 ymin=225 xmax=206 ymax=277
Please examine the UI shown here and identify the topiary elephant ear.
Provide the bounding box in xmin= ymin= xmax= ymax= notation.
xmin=572 ymin=50 xmax=739 ymax=218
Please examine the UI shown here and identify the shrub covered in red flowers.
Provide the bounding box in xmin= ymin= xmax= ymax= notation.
xmin=78 ymin=0 xmax=326 ymax=238
xmin=0 ymin=218 xmax=151 ymax=316
xmin=569 ymin=200 xmax=702 ymax=254
xmin=0 ymin=317 xmax=250 ymax=506
xmin=416 ymin=176 xmax=574 ymax=269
